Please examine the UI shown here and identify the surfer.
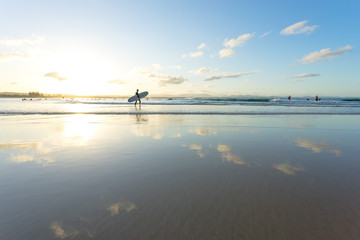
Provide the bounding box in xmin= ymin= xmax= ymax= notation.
xmin=135 ymin=89 xmax=141 ymax=105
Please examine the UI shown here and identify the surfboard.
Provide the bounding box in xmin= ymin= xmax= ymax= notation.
xmin=128 ymin=91 xmax=149 ymax=102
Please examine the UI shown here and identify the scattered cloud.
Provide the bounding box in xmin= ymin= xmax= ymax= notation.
xmin=149 ymin=74 xmax=187 ymax=86
xmin=0 ymin=52 xmax=30 ymax=61
xmin=170 ymin=65 xmax=181 ymax=69
xmin=223 ymin=33 xmax=255 ymax=48
xmin=0 ymin=34 xmax=44 ymax=47
xmin=152 ymin=63 xmax=163 ymax=70
xmin=107 ymin=201 xmax=137 ymax=215
xmin=273 ymin=163 xmax=304 ymax=175
xmin=182 ymin=51 xmax=203 ymax=58
xmin=280 ymin=20 xmax=319 ymax=35
xmin=295 ymin=138 xmax=341 ymax=156
xmin=219 ymin=48 xmax=234 ymax=58
xmin=301 ymin=45 xmax=353 ymax=64
xmin=205 ymin=71 xmax=257 ymax=81
xmin=286 ymin=73 xmax=320 ymax=78
xmin=44 ymin=72 xmax=68 ymax=81
xmin=260 ymin=31 xmax=272 ymax=38
xmin=191 ymin=67 xmax=218 ymax=75
xmin=106 ymin=79 xmax=126 ymax=85
xmin=198 ymin=43 xmax=206 ymax=49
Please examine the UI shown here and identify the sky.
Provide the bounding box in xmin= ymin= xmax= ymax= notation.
xmin=0 ymin=0 xmax=359 ymax=97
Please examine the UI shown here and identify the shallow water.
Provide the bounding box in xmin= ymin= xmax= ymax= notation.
xmin=1 ymin=114 xmax=360 ymax=239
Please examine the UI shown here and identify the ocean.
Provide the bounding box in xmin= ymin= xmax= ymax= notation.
xmin=1 ymin=97 xmax=360 ymax=115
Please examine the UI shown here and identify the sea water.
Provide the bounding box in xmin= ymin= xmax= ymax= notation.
xmin=0 ymin=97 xmax=360 ymax=115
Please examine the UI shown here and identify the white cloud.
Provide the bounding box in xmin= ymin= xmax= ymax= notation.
xmin=191 ymin=67 xmax=218 ymax=75
xmin=198 ymin=43 xmax=206 ymax=49
xmin=152 ymin=63 xmax=163 ymax=70
xmin=149 ymin=74 xmax=187 ymax=86
xmin=281 ymin=20 xmax=319 ymax=35
xmin=44 ymin=72 xmax=68 ymax=81
xmin=260 ymin=31 xmax=272 ymax=38
xmin=286 ymin=73 xmax=320 ymax=78
xmin=0 ymin=34 xmax=45 ymax=47
xmin=223 ymin=33 xmax=255 ymax=48
xmin=106 ymin=79 xmax=126 ymax=85
xmin=219 ymin=48 xmax=234 ymax=58
xmin=182 ymin=51 xmax=203 ymax=58
xmin=0 ymin=52 xmax=30 ymax=61
xmin=205 ymin=71 xmax=257 ymax=81
xmin=301 ymin=45 xmax=353 ymax=64
xmin=170 ymin=65 xmax=181 ymax=69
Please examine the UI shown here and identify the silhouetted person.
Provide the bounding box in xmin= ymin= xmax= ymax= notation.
xmin=288 ymin=95 xmax=291 ymax=100
xmin=315 ymin=95 xmax=319 ymax=101
xmin=135 ymin=89 xmax=141 ymax=105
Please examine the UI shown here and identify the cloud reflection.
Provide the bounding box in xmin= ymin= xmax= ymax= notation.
xmin=11 ymin=154 xmax=54 ymax=165
xmin=0 ymin=142 xmax=39 ymax=149
xmin=107 ymin=201 xmax=137 ymax=216
xmin=217 ymin=144 xmax=247 ymax=165
xmin=50 ymin=222 xmax=78 ymax=239
xmin=273 ymin=163 xmax=304 ymax=175
xmin=182 ymin=144 xmax=205 ymax=158
xmin=295 ymin=138 xmax=341 ymax=156
xmin=190 ymin=128 xmax=217 ymax=136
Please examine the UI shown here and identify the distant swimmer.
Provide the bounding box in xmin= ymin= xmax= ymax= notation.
xmin=135 ymin=89 xmax=141 ymax=105
xmin=315 ymin=95 xmax=319 ymax=101
xmin=288 ymin=95 xmax=291 ymax=100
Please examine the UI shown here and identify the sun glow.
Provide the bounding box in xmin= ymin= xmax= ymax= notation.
xmin=42 ymin=48 xmax=121 ymax=95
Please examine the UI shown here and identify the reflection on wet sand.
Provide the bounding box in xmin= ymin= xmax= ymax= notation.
xmin=217 ymin=144 xmax=247 ymax=165
xmin=183 ymin=144 xmax=205 ymax=158
xmin=0 ymin=142 xmax=39 ymax=149
xmin=273 ymin=163 xmax=304 ymax=175
xmin=189 ymin=128 xmax=217 ymax=136
xmin=107 ymin=201 xmax=137 ymax=215
xmin=295 ymin=138 xmax=341 ymax=156
xmin=63 ymin=115 xmax=99 ymax=146
xmin=11 ymin=154 xmax=54 ymax=165
xmin=50 ymin=222 xmax=79 ymax=239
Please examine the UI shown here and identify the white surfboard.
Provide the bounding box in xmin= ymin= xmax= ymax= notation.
xmin=128 ymin=91 xmax=149 ymax=102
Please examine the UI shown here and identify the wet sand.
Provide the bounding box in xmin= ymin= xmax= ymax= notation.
xmin=1 ymin=114 xmax=360 ymax=239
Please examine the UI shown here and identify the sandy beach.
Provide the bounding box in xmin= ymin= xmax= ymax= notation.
xmin=1 ymin=114 xmax=360 ymax=239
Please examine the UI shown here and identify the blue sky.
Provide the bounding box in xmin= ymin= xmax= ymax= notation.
xmin=0 ymin=0 xmax=359 ymax=97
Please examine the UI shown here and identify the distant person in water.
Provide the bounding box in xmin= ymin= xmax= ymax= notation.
xmin=315 ymin=95 xmax=319 ymax=101
xmin=135 ymin=89 xmax=141 ymax=105
xmin=288 ymin=95 xmax=291 ymax=100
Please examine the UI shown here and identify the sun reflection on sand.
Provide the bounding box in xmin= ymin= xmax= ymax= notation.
xmin=62 ymin=115 xmax=99 ymax=146
xmin=295 ymin=138 xmax=341 ymax=156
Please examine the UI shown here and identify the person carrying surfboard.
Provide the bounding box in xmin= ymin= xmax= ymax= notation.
xmin=135 ymin=89 xmax=141 ymax=105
